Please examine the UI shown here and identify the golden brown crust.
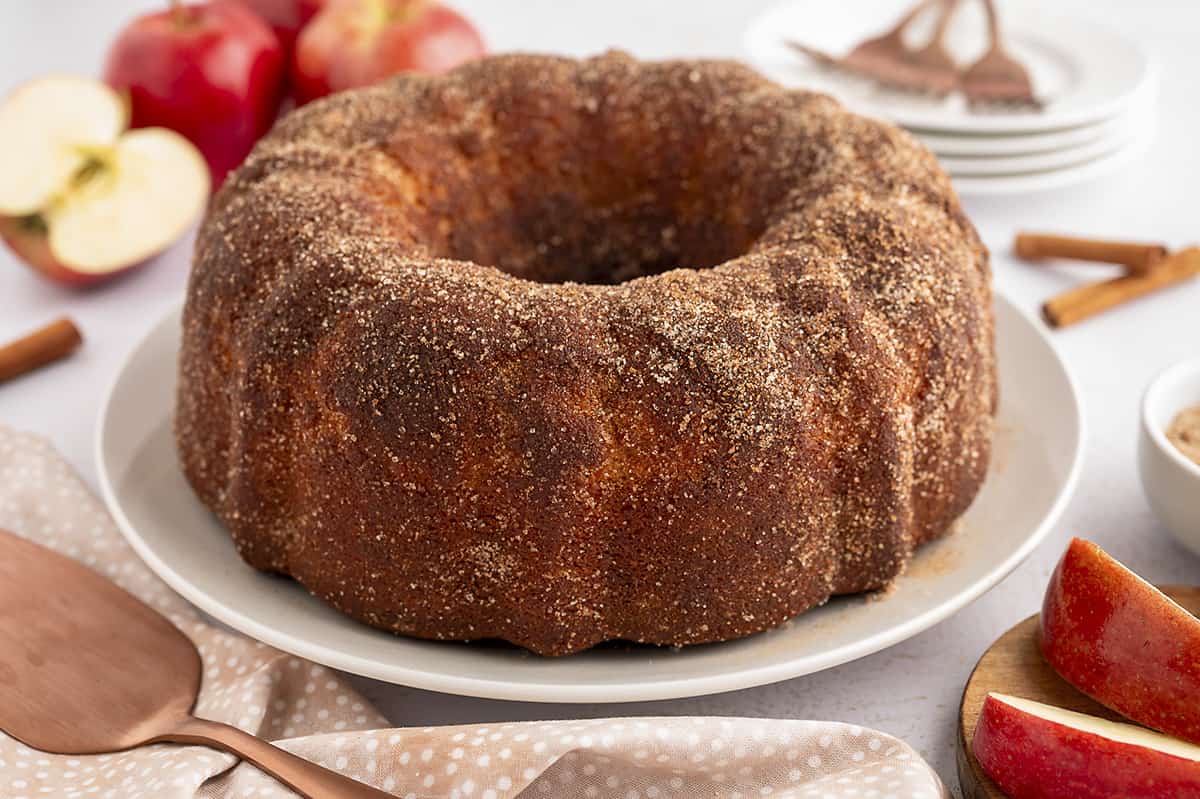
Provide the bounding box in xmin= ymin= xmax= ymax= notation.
xmin=176 ymin=52 xmax=995 ymax=656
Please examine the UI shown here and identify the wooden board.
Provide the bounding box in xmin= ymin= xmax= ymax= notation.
xmin=956 ymin=585 xmax=1200 ymax=799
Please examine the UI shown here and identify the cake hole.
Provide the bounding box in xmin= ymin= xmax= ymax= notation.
xmin=392 ymin=126 xmax=780 ymax=285
xmin=439 ymin=191 xmax=768 ymax=286
xmin=381 ymin=66 xmax=786 ymax=285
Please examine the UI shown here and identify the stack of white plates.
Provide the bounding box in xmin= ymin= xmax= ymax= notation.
xmin=744 ymin=0 xmax=1157 ymax=196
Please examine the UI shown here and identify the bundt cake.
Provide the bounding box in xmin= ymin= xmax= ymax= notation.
xmin=176 ymin=51 xmax=996 ymax=656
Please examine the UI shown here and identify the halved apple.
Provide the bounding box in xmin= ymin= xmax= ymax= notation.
xmin=0 ymin=75 xmax=209 ymax=286
xmin=1040 ymin=537 xmax=1200 ymax=745
xmin=973 ymin=693 xmax=1200 ymax=799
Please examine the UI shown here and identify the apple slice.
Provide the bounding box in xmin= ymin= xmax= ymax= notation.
xmin=973 ymin=693 xmax=1200 ymax=799
xmin=44 ymin=129 xmax=209 ymax=274
xmin=0 ymin=76 xmax=209 ymax=286
xmin=1040 ymin=537 xmax=1200 ymax=745
xmin=0 ymin=75 xmax=126 ymax=216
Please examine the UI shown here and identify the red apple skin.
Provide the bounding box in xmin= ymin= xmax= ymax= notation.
xmin=292 ymin=0 xmax=485 ymax=105
xmin=0 ymin=215 xmax=134 ymax=288
xmin=235 ymin=0 xmax=324 ymax=54
xmin=972 ymin=694 xmax=1200 ymax=799
xmin=104 ymin=1 xmax=285 ymax=188
xmin=1040 ymin=537 xmax=1200 ymax=745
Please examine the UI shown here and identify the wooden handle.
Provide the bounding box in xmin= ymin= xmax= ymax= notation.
xmin=160 ymin=716 xmax=394 ymax=799
xmin=1015 ymin=233 xmax=1168 ymax=274
xmin=0 ymin=317 xmax=82 ymax=384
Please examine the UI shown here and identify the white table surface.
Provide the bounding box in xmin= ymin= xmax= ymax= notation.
xmin=2 ymin=1 xmax=1199 ymax=793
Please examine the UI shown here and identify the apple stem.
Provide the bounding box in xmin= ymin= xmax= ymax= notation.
xmin=168 ymin=0 xmax=195 ymax=27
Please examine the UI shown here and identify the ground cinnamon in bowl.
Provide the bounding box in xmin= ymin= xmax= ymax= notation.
xmin=1168 ymin=405 xmax=1200 ymax=467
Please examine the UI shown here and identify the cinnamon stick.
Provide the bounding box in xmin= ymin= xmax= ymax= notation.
xmin=0 ymin=318 xmax=83 ymax=384
xmin=1015 ymin=233 xmax=1168 ymax=275
xmin=1043 ymin=247 xmax=1200 ymax=328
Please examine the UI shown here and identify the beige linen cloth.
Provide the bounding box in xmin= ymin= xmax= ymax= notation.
xmin=0 ymin=425 xmax=948 ymax=799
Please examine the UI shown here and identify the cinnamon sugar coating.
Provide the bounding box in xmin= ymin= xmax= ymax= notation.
xmin=176 ymin=52 xmax=995 ymax=656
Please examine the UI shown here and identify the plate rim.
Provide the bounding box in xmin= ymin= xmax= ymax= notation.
xmin=95 ymin=293 xmax=1085 ymax=703
xmin=950 ymin=124 xmax=1151 ymax=195
xmin=935 ymin=125 xmax=1133 ymax=174
xmin=743 ymin=0 xmax=1156 ymax=134
xmin=909 ymin=103 xmax=1141 ymax=156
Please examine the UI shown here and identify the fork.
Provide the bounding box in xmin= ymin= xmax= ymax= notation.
xmin=788 ymin=0 xmax=961 ymax=95
xmin=961 ymin=0 xmax=1041 ymax=107
xmin=907 ymin=0 xmax=962 ymax=96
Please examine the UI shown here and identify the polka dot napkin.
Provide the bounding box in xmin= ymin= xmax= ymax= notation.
xmin=0 ymin=426 xmax=947 ymax=799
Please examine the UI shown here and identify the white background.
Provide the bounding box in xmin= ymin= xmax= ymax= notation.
xmin=2 ymin=1 xmax=1198 ymax=792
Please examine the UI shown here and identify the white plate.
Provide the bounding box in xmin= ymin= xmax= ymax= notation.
xmin=96 ymin=294 xmax=1083 ymax=703
xmin=913 ymin=107 xmax=1138 ymax=157
xmin=950 ymin=123 xmax=1151 ymax=195
xmin=937 ymin=125 xmax=1132 ymax=175
xmin=744 ymin=0 xmax=1153 ymax=133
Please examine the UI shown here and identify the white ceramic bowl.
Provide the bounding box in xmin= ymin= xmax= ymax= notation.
xmin=1140 ymin=358 xmax=1200 ymax=553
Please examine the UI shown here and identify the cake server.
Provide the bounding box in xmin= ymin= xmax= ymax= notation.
xmin=0 ymin=528 xmax=392 ymax=798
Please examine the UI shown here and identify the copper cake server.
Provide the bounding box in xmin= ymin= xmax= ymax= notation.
xmin=0 ymin=528 xmax=392 ymax=798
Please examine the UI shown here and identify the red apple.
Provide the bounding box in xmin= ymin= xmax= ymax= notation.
xmin=235 ymin=0 xmax=324 ymax=54
xmin=104 ymin=1 xmax=285 ymax=188
xmin=973 ymin=693 xmax=1200 ymax=799
xmin=0 ymin=76 xmax=209 ymax=287
xmin=292 ymin=0 xmax=484 ymax=105
xmin=1040 ymin=537 xmax=1200 ymax=745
